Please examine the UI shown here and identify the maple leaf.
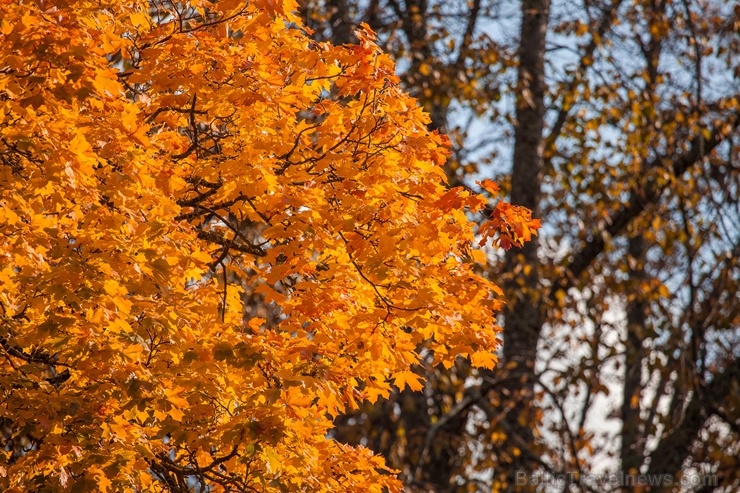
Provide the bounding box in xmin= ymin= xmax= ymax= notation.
xmin=479 ymin=201 xmax=541 ymax=249
xmin=393 ymin=371 xmax=425 ymax=392
xmin=0 ymin=1 xmax=537 ymax=491
xmin=477 ymin=179 xmax=500 ymax=195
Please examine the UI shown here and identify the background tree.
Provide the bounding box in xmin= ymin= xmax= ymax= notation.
xmin=0 ymin=1 xmax=539 ymax=491
xmin=302 ymin=0 xmax=740 ymax=491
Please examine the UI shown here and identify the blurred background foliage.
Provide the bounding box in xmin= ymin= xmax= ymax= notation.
xmin=292 ymin=0 xmax=740 ymax=491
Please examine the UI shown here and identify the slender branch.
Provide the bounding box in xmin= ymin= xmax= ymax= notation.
xmin=558 ymin=113 xmax=739 ymax=295
xmin=647 ymin=357 xmax=740 ymax=476
xmin=196 ymin=230 xmax=266 ymax=257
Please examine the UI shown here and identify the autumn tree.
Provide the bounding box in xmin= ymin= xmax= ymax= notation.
xmin=0 ymin=1 xmax=542 ymax=491
xmin=301 ymin=0 xmax=740 ymax=491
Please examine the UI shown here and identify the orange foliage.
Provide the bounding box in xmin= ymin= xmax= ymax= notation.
xmin=0 ymin=1 xmax=537 ymax=491
xmin=479 ymin=202 xmax=542 ymax=251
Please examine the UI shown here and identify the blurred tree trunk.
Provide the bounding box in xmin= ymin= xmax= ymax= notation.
xmin=498 ymin=0 xmax=550 ymax=487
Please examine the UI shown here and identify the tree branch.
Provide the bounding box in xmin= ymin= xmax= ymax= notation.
xmin=647 ymin=357 xmax=740 ymax=476
xmin=196 ymin=230 xmax=266 ymax=257
xmin=559 ymin=113 xmax=740 ymax=294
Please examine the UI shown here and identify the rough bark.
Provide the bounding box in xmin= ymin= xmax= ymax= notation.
xmin=503 ymin=0 xmax=550 ymax=367
xmin=499 ymin=0 xmax=551 ymax=485
xmin=621 ymin=236 xmax=648 ymax=475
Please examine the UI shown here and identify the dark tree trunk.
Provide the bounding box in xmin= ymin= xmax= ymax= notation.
xmin=621 ymin=236 xmax=648 ymax=476
xmin=499 ymin=0 xmax=550 ymax=487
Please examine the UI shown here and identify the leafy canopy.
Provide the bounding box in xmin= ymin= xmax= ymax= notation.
xmin=0 ymin=0 xmax=539 ymax=491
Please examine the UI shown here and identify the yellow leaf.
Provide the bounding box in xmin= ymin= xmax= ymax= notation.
xmin=393 ymin=371 xmax=424 ymax=391
xmin=471 ymin=249 xmax=487 ymax=264
xmin=103 ymin=279 xmax=127 ymax=296
xmin=470 ymin=350 xmax=498 ymax=369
